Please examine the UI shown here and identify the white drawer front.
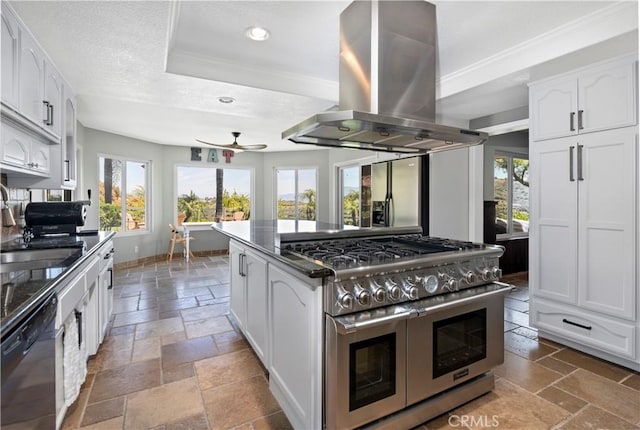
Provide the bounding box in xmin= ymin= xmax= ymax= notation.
xmin=531 ymin=299 xmax=636 ymax=359
xmin=57 ymin=273 xmax=85 ymax=326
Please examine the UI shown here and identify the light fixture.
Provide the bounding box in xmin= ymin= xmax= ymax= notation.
xmin=217 ymin=96 xmax=235 ymax=104
xmin=245 ymin=26 xmax=270 ymax=41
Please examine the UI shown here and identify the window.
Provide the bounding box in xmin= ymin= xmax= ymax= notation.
xmin=494 ymin=154 xmax=529 ymax=237
xmin=276 ymin=168 xmax=317 ymax=221
xmin=340 ymin=165 xmax=360 ymax=226
xmin=176 ymin=166 xmax=251 ymax=222
xmin=99 ymin=156 xmax=149 ymax=232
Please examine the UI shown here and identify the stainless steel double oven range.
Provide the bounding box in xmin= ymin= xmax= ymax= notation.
xmin=280 ymin=227 xmax=510 ymax=429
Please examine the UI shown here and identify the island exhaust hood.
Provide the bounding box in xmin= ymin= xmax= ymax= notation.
xmin=282 ymin=0 xmax=487 ymax=154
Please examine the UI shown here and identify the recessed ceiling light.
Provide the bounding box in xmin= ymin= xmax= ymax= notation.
xmin=245 ymin=26 xmax=270 ymax=41
xmin=218 ymin=96 xmax=235 ymax=104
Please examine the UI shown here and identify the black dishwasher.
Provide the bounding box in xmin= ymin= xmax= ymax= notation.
xmin=1 ymin=292 xmax=57 ymax=428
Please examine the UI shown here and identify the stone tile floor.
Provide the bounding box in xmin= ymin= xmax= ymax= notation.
xmin=62 ymin=260 xmax=640 ymax=429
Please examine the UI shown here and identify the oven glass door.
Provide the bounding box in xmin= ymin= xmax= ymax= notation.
xmin=406 ymin=287 xmax=506 ymax=405
xmin=350 ymin=333 xmax=396 ymax=411
xmin=326 ymin=314 xmax=406 ymax=430
xmin=433 ymin=308 xmax=486 ymax=378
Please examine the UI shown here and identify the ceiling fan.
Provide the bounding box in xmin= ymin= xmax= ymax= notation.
xmin=196 ymin=131 xmax=267 ymax=151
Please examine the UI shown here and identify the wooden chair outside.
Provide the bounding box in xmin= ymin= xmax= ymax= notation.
xmin=167 ymin=223 xmax=195 ymax=262
xmin=232 ymin=211 xmax=245 ymax=221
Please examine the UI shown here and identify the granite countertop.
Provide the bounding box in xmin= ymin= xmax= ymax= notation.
xmin=1 ymin=231 xmax=115 ymax=337
xmin=212 ymin=219 xmax=360 ymax=278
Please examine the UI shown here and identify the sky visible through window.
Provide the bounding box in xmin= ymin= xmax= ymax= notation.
xmin=177 ymin=167 xmax=250 ymax=198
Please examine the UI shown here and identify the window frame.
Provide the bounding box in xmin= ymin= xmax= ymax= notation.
xmin=494 ymin=151 xmax=529 ymax=239
xmin=173 ymin=164 xmax=255 ymax=225
xmin=274 ymin=167 xmax=319 ymax=221
xmin=98 ymin=153 xmax=151 ymax=236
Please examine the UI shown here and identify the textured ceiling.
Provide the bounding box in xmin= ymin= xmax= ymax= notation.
xmin=10 ymin=1 xmax=638 ymax=151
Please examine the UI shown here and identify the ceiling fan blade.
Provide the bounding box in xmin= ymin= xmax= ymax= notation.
xmin=237 ymin=144 xmax=267 ymax=150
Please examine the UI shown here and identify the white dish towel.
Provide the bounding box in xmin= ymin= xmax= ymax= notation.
xmin=63 ymin=312 xmax=87 ymax=407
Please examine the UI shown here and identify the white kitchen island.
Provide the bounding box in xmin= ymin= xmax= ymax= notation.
xmin=212 ymin=220 xmax=354 ymax=429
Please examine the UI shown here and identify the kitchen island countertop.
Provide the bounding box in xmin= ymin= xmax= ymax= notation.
xmin=212 ymin=219 xmax=364 ymax=278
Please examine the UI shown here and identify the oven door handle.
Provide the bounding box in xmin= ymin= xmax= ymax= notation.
xmin=333 ymin=308 xmax=415 ymax=334
xmin=414 ymin=282 xmax=512 ymax=316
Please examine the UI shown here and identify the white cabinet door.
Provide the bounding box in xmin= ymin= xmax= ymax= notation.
xmin=30 ymin=138 xmax=50 ymax=174
xmin=85 ymin=280 xmax=99 ymax=356
xmin=1 ymin=4 xmax=20 ymax=109
xmin=530 ymin=136 xmax=578 ymax=304
xmin=43 ymin=59 xmax=63 ymax=139
xmin=244 ymin=250 xmax=268 ymax=366
xmin=62 ymin=93 xmax=77 ymax=187
xmin=268 ymin=264 xmax=322 ymax=430
xmin=578 ymin=62 xmax=637 ymax=134
xmin=1 ymin=125 xmax=30 ymax=168
xmin=530 ymin=79 xmax=577 ymax=141
xmin=229 ymin=241 xmax=246 ymax=330
xmin=577 ymin=128 xmax=637 ymax=320
xmin=19 ymin=31 xmax=45 ymax=125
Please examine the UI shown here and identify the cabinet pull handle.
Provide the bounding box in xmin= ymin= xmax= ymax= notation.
xmin=577 ymin=145 xmax=584 ymax=181
xmin=577 ymin=110 xmax=584 ymax=130
xmin=570 ymin=112 xmax=575 ymax=131
xmin=239 ymin=254 xmax=245 ymax=277
xmin=42 ymin=101 xmax=51 ymax=125
xmin=64 ymin=160 xmax=70 ymax=181
xmin=107 ymin=268 xmax=113 ymax=290
xmin=569 ymin=146 xmax=575 ymax=181
xmin=562 ymin=318 xmax=591 ymax=330
xmin=48 ymin=104 xmax=54 ymax=126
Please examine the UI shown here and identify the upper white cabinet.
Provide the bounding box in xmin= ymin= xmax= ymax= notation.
xmin=529 ymin=53 xmax=638 ymax=369
xmin=43 ymin=58 xmax=63 ymax=139
xmin=1 ymin=121 xmax=50 ymax=175
xmin=18 ymin=30 xmax=46 ymax=127
xmin=1 ymin=0 xmax=77 ymax=189
xmin=1 ymin=3 xmax=20 ymax=110
xmin=62 ymin=93 xmax=78 ymax=188
xmin=530 ymin=55 xmax=637 ymax=141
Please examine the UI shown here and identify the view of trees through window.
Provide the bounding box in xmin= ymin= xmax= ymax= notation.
xmin=341 ymin=166 xmax=360 ymax=226
xmin=494 ymin=155 xmax=529 ymax=236
xmin=276 ymin=169 xmax=317 ymax=221
xmin=176 ymin=166 xmax=251 ymax=222
xmin=99 ymin=157 xmax=148 ymax=232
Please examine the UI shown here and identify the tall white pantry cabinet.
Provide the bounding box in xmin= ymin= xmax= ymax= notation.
xmin=528 ymin=53 xmax=639 ymax=371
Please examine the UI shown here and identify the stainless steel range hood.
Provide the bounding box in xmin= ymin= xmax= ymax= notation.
xmin=282 ymin=0 xmax=487 ymax=154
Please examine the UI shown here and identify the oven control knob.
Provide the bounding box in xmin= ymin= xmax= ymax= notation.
xmin=463 ymin=271 xmax=475 ymax=284
xmin=491 ymin=266 xmax=502 ymax=279
xmin=445 ymin=278 xmax=458 ymax=291
xmin=372 ymin=287 xmax=386 ymax=303
xmin=424 ymin=275 xmax=439 ymax=293
xmin=356 ymin=290 xmax=371 ymax=306
xmin=406 ymin=286 xmax=419 ymax=300
xmin=338 ymin=293 xmax=354 ymax=310
xmin=385 ymin=280 xmax=401 ymax=300
xmin=481 ymin=268 xmax=492 ymax=281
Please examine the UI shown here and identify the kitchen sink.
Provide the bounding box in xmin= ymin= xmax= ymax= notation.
xmin=1 ymin=248 xmax=82 ymax=273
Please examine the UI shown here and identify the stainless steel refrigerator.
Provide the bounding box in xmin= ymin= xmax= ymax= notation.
xmin=370 ymin=156 xmax=422 ymax=227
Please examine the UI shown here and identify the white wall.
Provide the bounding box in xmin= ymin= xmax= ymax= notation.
xmin=429 ymin=148 xmax=471 ymax=241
